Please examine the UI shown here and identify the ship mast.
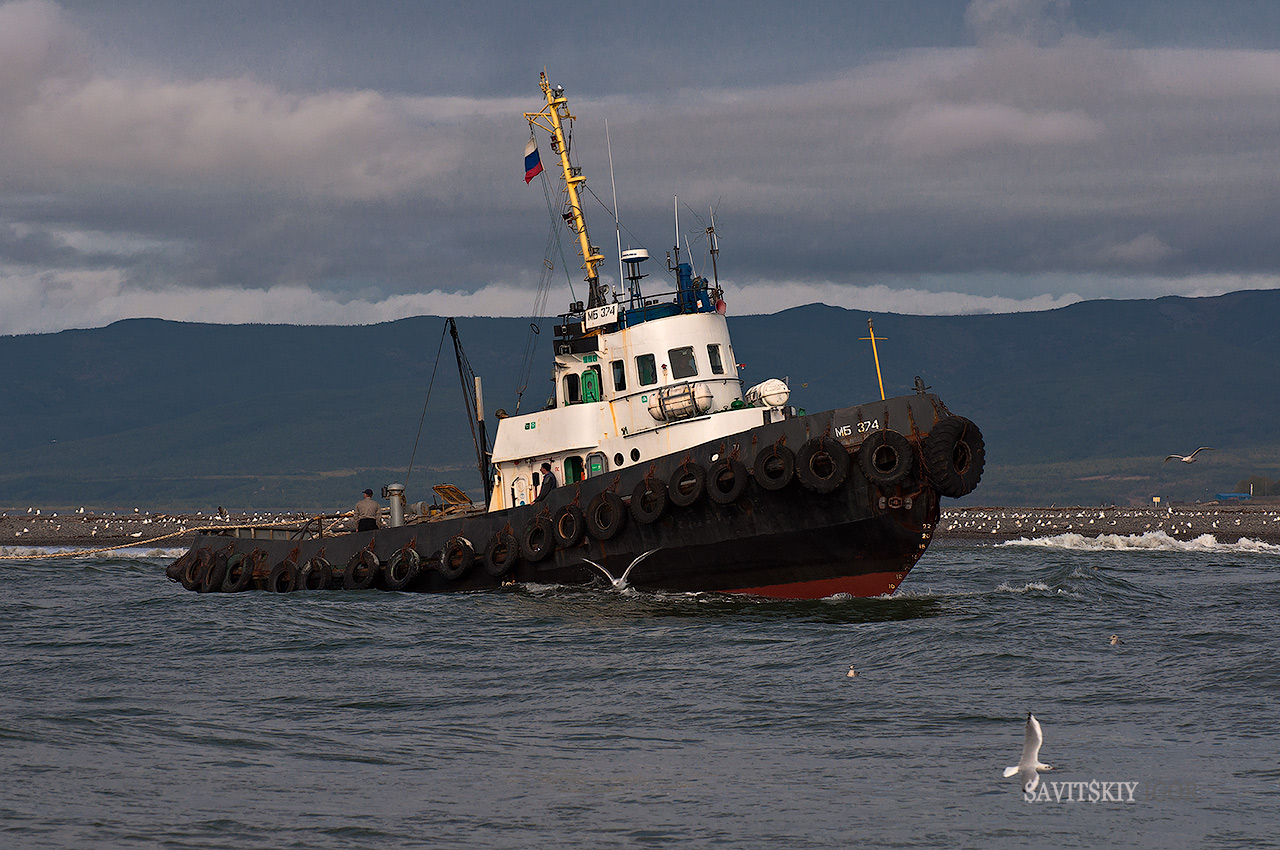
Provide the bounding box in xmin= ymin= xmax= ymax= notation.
xmin=525 ymin=72 xmax=607 ymax=309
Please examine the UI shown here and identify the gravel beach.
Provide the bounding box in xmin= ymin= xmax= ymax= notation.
xmin=3 ymin=503 xmax=1279 ymax=554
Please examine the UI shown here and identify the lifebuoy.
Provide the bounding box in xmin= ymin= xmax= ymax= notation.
xmin=384 ymin=547 xmax=422 ymax=590
xmin=484 ymin=531 xmax=519 ymax=578
xmin=344 ymin=549 xmax=381 ymax=589
xmin=553 ymin=505 xmax=586 ymax=548
xmin=585 ymin=491 xmax=626 ymax=539
xmin=630 ymin=478 xmax=668 ymax=524
xmin=441 ymin=537 xmax=475 ymax=580
xmin=181 ymin=547 xmax=212 ymax=591
xmin=222 ymin=552 xmax=254 ymax=592
xmin=298 ymin=556 xmax=330 ymax=591
xmin=924 ymin=416 xmax=985 ymax=498
xmin=668 ymin=463 xmax=706 ymax=507
xmin=796 ymin=437 xmax=851 ymax=494
xmin=752 ymin=444 xmax=796 ymax=491
xmin=267 ymin=560 xmax=299 ymax=592
xmin=707 ymin=457 xmax=749 ymax=504
xmin=857 ymin=429 xmax=913 ymax=492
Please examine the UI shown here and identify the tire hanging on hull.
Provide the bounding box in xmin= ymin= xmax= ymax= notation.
xmin=586 ymin=491 xmax=626 ymax=539
xmin=857 ymin=430 xmax=913 ymax=493
xmin=923 ymin=416 xmax=985 ymax=497
xmin=796 ymin=437 xmax=850 ymax=493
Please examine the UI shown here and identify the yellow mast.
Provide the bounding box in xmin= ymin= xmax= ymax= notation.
xmin=861 ymin=318 xmax=887 ymax=401
xmin=525 ymin=72 xmax=606 ymax=308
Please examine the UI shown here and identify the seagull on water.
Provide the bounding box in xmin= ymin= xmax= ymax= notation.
xmin=1164 ymin=447 xmax=1215 ymax=464
xmin=580 ymin=549 xmax=659 ymax=591
xmin=1004 ymin=712 xmax=1053 ymax=792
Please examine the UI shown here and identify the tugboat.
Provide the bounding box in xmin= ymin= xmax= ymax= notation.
xmin=167 ymin=72 xmax=985 ymax=599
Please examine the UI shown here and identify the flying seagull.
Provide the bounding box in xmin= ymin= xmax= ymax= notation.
xmin=580 ymin=549 xmax=659 ymax=591
xmin=1164 ymin=447 xmax=1215 ymax=464
xmin=1003 ymin=712 xmax=1053 ymax=792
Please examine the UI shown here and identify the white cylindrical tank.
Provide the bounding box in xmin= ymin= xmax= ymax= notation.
xmin=386 ymin=482 xmax=406 ymax=527
xmin=648 ymin=383 xmax=715 ymax=421
xmin=745 ymin=378 xmax=790 ymax=408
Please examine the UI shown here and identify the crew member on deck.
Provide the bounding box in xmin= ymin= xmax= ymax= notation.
xmin=535 ymin=463 xmax=557 ymax=502
xmin=355 ymin=488 xmax=380 ymax=531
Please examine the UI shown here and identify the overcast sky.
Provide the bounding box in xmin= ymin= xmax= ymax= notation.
xmin=3 ymin=0 xmax=1280 ymax=334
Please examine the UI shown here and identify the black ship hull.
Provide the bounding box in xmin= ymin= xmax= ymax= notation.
xmin=168 ymin=392 xmax=979 ymax=599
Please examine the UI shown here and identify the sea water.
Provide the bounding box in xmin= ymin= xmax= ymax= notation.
xmin=1 ymin=536 xmax=1278 ymax=849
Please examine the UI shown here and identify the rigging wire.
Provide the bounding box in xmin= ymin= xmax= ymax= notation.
xmin=404 ymin=319 xmax=450 ymax=491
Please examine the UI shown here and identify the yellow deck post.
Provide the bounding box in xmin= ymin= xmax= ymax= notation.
xmin=861 ymin=318 xmax=887 ymax=401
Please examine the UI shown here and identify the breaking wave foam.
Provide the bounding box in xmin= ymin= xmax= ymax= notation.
xmin=0 ymin=545 xmax=187 ymax=560
xmin=999 ymin=531 xmax=1280 ymax=553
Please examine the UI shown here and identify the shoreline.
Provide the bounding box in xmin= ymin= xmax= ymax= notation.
xmin=3 ymin=504 xmax=1280 ymax=551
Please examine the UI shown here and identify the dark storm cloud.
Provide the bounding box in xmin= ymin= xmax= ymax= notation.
xmin=3 ymin=0 xmax=1280 ymax=333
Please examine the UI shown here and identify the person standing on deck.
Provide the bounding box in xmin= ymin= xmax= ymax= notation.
xmin=535 ymin=463 xmax=557 ymax=502
xmin=355 ymin=489 xmax=380 ymax=531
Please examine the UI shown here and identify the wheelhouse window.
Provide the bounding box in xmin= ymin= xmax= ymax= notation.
xmin=636 ymin=353 xmax=657 ymax=386
xmin=563 ymin=372 xmax=580 ymax=404
xmin=611 ymin=359 xmax=626 ymax=392
xmin=707 ymin=344 xmax=725 ymax=375
xmin=669 ymin=346 xmax=698 ymax=379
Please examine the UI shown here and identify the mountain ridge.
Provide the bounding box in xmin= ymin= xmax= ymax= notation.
xmin=3 ymin=289 xmax=1278 ymax=509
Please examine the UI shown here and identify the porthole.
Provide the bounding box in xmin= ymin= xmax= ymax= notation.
xmin=614 ymin=453 xmax=624 ymax=466
xmin=630 ymin=448 xmax=641 ymax=462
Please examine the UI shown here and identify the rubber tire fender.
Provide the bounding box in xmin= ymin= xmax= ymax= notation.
xmin=221 ymin=552 xmax=254 ymax=592
xmin=167 ymin=550 xmax=194 ymax=584
xmin=297 ymin=556 xmax=330 ymax=591
xmin=630 ymin=478 xmax=668 ymax=524
xmin=585 ymin=491 xmax=626 ymax=540
xmin=752 ymin=444 xmax=796 ymax=492
xmin=384 ymin=547 xmax=422 ymax=590
xmin=707 ymin=457 xmax=750 ymax=505
xmin=667 ymin=463 xmax=707 ymax=508
xmin=796 ymin=437 xmax=852 ymax=494
xmin=857 ymin=429 xmax=914 ymax=493
xmin=344 ymin=549 xmax=381 ymax=590
xmin=440 ymin=537 xmax=475 ymax=580
xmin=553 ymin=505 xmax=586 ymax=548
xmin=519 ymin=515 xmax=556 ymax=562
xmin=199 ymin=552 xmax=228 ymax=593
xmin=483 ymin=531 xmax=520 ymax=578
xmin=267 ymin=560 xmax=299 ymax=593
xmin=924 ymin=416 xmax=986 ymax=498
xmin=181 ymin=548 xmax=212 ymax=591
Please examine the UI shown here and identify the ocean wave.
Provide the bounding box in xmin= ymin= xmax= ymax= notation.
xmin=998 ymin=531 xmax=1280 ymax=553
xmin=0 ymin=545 xmax=187 ymax=561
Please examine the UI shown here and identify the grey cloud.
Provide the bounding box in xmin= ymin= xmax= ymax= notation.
xmin=4 ymin=0 xmax=1280 ymax=335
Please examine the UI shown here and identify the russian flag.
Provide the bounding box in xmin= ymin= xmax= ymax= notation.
xmin=524 ymin=138 xmax=544 ymax=184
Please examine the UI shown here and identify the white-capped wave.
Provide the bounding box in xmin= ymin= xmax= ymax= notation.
xmin=0 ymin=545 xmax=187 ymax=560
xmin=999 ymin=531 xmax=1280 ymax=553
